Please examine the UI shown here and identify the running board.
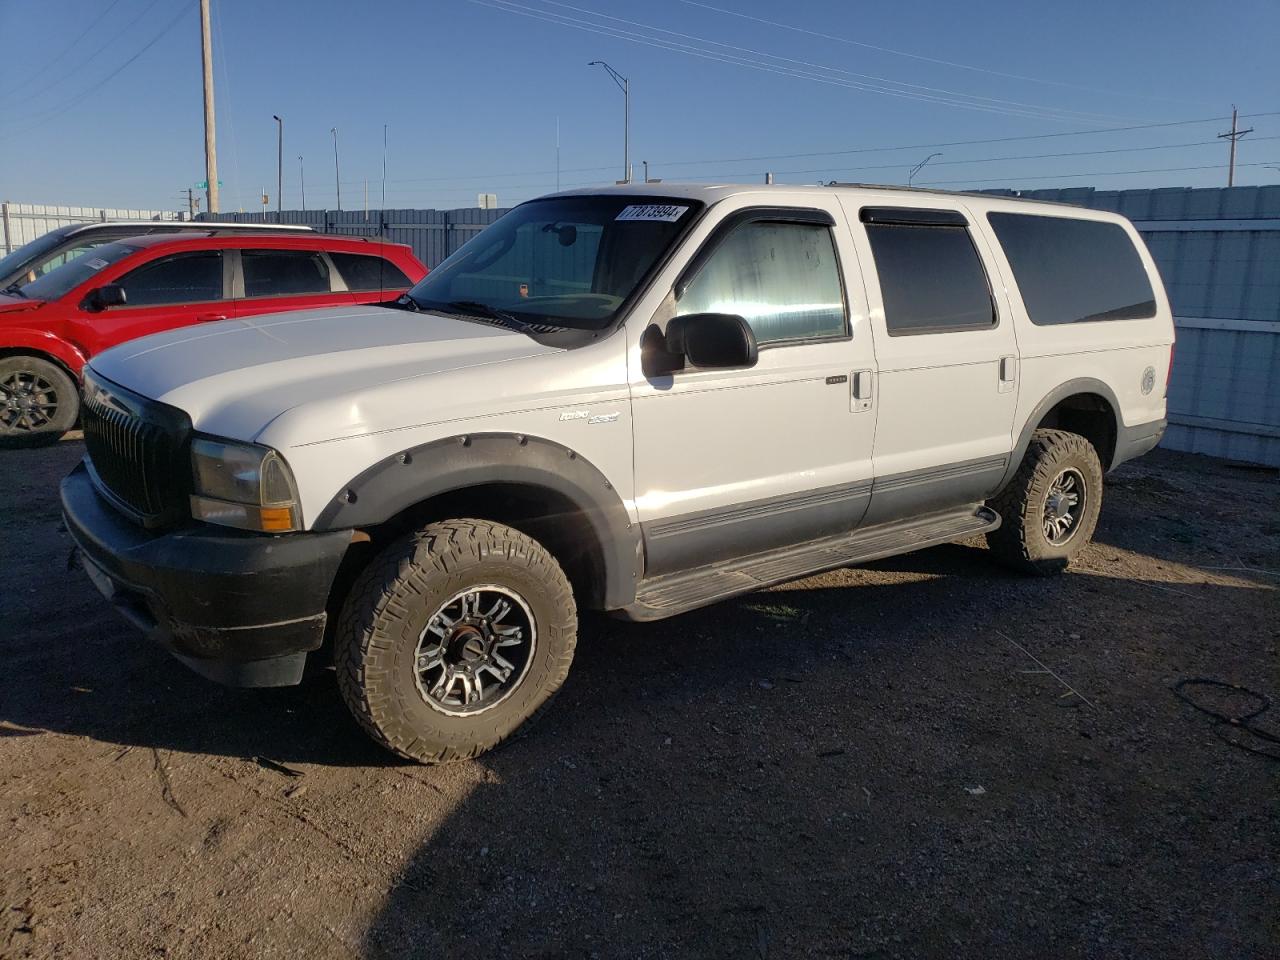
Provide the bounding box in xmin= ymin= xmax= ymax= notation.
xmin=622 ymin=505 xmax=1000 ymax=622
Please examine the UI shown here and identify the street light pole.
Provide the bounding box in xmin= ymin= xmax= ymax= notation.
xmin=908 ymin=152 xmax=942 ymax=186
xmin=272 ymin=114 xmax=283 ymax=219
xmin=588 ymin=60 xmax=630 ymax=183
xmin=298 ymin=155 xmax=306 ymax=210
xmin=331 ymin=127 xmax=342 ymax=211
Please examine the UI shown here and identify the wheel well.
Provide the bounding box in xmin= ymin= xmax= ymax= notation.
xmin=1035 ymin=393 xmax=1117 ymax=467
xmin=327 ymin=482 xmax=610 ymax=621
xmin=0 ymin=348 xmax=80 ymax=384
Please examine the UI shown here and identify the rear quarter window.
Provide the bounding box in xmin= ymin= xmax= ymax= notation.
xmin=329 ymin=252 xmax=413 ymax=291
xmin=987 ymin=212 xmax=1156 ymax=325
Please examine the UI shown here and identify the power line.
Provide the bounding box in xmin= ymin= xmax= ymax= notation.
xmin=916 ymin=159 xmax=1279 ymax=187
xmin=2 ymin=0 xmax=169 ymax=109
xmin=679 ymin=0 xmax=1214 ymax=108
xmin=536 ymin=0 xmax=1130 ymax=124
xmin=3 ymin=3 xmax=193 ymax=132
xmin=471 ymin=0 xmax=1132 ymax=124
xmin=2 ymin=0 xmax=127 ymax=99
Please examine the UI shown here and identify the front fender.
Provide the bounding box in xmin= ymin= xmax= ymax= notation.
xmin=311 ymin=432 xmax=641 ymax=610
xmin=0 ymin=327 xmax=88 ymax=378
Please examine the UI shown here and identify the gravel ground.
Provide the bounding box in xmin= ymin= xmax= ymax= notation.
xmin=1 ymin=438 xmax=1277 ymax=960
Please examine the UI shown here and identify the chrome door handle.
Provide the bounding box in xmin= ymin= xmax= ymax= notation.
xmin=851 ymin=369 xmax=874 ymax=412
xmin=196 ymin=313 xmax=228 ymax=323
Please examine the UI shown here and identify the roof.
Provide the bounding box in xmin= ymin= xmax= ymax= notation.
xmin=62 ymin=220 xmax=313 ymax=236
xmin=111 ymin=232 xmax=417 ymax=254
xmin=545 ymin=181 xmax=1117 ymax=218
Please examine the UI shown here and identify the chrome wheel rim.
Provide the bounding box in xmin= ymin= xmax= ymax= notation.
xmin=1043 ymin=467 xmax=1086 ymax=545
xmin=413 ymin=585 xmax=536 ymax=716
xmin=0 ymin=370 xmax=60 ymax=434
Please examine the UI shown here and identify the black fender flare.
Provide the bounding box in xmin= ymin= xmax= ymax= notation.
xmin=312 ymin=432 xmax=640 ymax=609
xmin=1000 ymin=378 xmax=1124 ymax=489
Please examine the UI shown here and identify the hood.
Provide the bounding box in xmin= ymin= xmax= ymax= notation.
xmin=0 ymin=292 xmax=42 ymax=315
xmin=89 ymin=303 xmax=562 ymax=442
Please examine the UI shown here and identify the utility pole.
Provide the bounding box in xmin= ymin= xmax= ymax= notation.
xmin=381 ymin=123 xmax=388 ymax=215
xmin=272 ymin=114 xmax=283 ymax=219
xmin=331 ymin=127 xmax=342 ymax=211
xmin=298 ymin=155 xmax=305 ymax=210
xmin=1218 ymin=106 xmax=1253 ymax=187
xmin=199 ymin=0 xmax=219 ymax=213
xmin=643 ymin=160 xmax=649 ymax=182
xmin=187 ymin=187 xmax=196 ymax=218
xmin=908 ymin=152 xmax=942 ymax=186
xmin=588 ymin=60 xmax=630 ymax=183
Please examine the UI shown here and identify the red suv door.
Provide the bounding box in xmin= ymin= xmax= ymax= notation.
xmin=232 ymin=247 xmax=357 ymax=319
xmin=69 ymin=249 xmax=231 ymax=356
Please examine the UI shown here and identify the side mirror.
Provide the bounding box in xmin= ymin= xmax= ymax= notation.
xmin=87 ymin=284 xmax=127 ymax=311
xmin=666 ymin=312 xmax=758 ymax=370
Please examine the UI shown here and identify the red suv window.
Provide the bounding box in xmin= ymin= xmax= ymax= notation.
xmin=242 ymin=249 xmax=331 ymax=297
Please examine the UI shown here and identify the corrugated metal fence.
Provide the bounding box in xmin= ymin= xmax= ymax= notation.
xmin=197 ymin=207 xmax=510 ymax=271
xmin=1 ymin=202 xmax=187 ymax=254
xmin=991 ymin=185 xmax=1279 ymax=466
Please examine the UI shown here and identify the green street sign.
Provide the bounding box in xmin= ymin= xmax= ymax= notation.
xmin=194 ymin=180 xmax=224 ymax=190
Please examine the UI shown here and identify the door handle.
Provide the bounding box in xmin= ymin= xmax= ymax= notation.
xmin=196 ymin=313 xmax=228 ymax=323
xmin=998 ymin=355 xmax=1017 ymax=393
xmin=851 ymin=369 xmax=874 ymax=412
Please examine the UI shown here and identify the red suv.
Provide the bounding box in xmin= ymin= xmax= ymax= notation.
xmin=0 ymin=232 xmax=426 ymax=444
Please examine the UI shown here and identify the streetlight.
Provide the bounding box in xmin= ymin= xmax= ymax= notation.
xmin=908 ymin=152 xmax=942 ymax=186
xmin=298 ymin=155 xmax=306 ymax=210
xmin=272 ymin=114 xmax=283 ymax=219
xmin=588 ymin=60 xmax=630 ymax=184
xmin=331 ymin=127 xmax=342 ymax=211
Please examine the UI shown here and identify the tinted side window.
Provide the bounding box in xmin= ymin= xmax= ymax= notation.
xmin=988 ymin=213 xmax=1156 ymax=325
xmin=117 ymin=251 xmax=223 ymax=306
xmin=330 ymin=252 xmax=413 ymax=290
xmin=864 ymin=223 xmax=994 ymax=335
xmin=242 ymin=249 xmax=331 ymax=297
xmin=678 ymin=221 xmax=846 ymax=345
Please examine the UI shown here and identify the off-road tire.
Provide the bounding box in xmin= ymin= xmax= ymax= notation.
xmin=0 ymin=355 xmax=79 ymax=447
xmin=336 ymin=519 xmax=577 ymax=763
xmin=986 ymin=429 xmax=1103 ymax=575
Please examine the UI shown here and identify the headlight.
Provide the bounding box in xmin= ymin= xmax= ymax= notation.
xmin=190 ymin=436 xmax=302 ymax=533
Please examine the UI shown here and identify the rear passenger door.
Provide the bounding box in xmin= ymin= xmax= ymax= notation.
xmin=231 ymin=248 xmax=356 ymax=318
xmin=841 ymin=200 xmax=1020 ymax=525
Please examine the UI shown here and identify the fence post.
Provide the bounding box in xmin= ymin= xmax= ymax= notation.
xmin=1 ymin=202 xmax=10 ymax=255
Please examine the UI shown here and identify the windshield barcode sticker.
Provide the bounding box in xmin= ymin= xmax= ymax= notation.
xmin=85 ymin=258 xmax=109 ymax=270
xmin=616 ymin=204 xmax=688 ymax=222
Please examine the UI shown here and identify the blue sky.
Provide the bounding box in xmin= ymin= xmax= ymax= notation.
xmin=1 ymin=0 xmax=1277 ymax=212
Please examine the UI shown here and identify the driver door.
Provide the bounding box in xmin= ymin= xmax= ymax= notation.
xmin=628 ymin=194 xmax=879 ymax=577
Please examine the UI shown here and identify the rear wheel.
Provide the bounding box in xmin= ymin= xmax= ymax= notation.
xmin=986 ymin=429 xmax=1103 ymax=575
xmin=336 ymin=519 xmax=577 ymax=763
xmin=0 ymin=356 xmax=79 ymax=447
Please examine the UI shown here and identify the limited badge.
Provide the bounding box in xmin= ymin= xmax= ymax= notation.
xmin=1141 ymin=366 xmax=1155 ymax=395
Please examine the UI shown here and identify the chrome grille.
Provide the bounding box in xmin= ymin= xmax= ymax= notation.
xmin=81 ymin=370 xmax=192 ymax=527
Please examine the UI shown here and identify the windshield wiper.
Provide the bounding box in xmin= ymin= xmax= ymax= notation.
xmin=441 ymin=299 xmax=560 ymax=335
xmin=2 ymin=283 xmax=27 ymax=298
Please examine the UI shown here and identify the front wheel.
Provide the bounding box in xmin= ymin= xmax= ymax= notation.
xmin=336 ymin=519 xmax=578 ymax=763
xmin=986 ymin=429 xmax=1104 ymax=575
xmin=0 ymin=355 xmax=80 ymax=447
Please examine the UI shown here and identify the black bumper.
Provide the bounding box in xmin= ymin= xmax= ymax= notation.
xmin=61 ymin=462 xmax=351 ymax=687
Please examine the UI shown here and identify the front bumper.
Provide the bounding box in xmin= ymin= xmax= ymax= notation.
xmin=61 ymin=461 xmax=351 ymax=687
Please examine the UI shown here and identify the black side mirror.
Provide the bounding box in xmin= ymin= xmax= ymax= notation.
xmin=87 ymin=284 xmax=127 ymax=311
xmin=666 ymin=312 xmax=758 ymax=370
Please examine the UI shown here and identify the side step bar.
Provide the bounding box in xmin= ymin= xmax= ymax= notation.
xmin=621 ymin=505 xmax=1001 ymax=622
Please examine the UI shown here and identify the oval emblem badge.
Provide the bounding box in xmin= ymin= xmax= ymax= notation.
xmin=1141 ymin=366 xmax=1156 ymax=395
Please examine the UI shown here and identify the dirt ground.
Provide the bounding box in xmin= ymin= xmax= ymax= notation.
xmin=1 ymin=438 xmax=1277 ymax=960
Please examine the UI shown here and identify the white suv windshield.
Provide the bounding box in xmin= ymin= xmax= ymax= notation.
xmin=405 ymin=196 xmax=701 ymax=330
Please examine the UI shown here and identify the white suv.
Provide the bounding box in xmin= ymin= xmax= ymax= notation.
xmin=62 ymin=184 xmax=1173 ymax=762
